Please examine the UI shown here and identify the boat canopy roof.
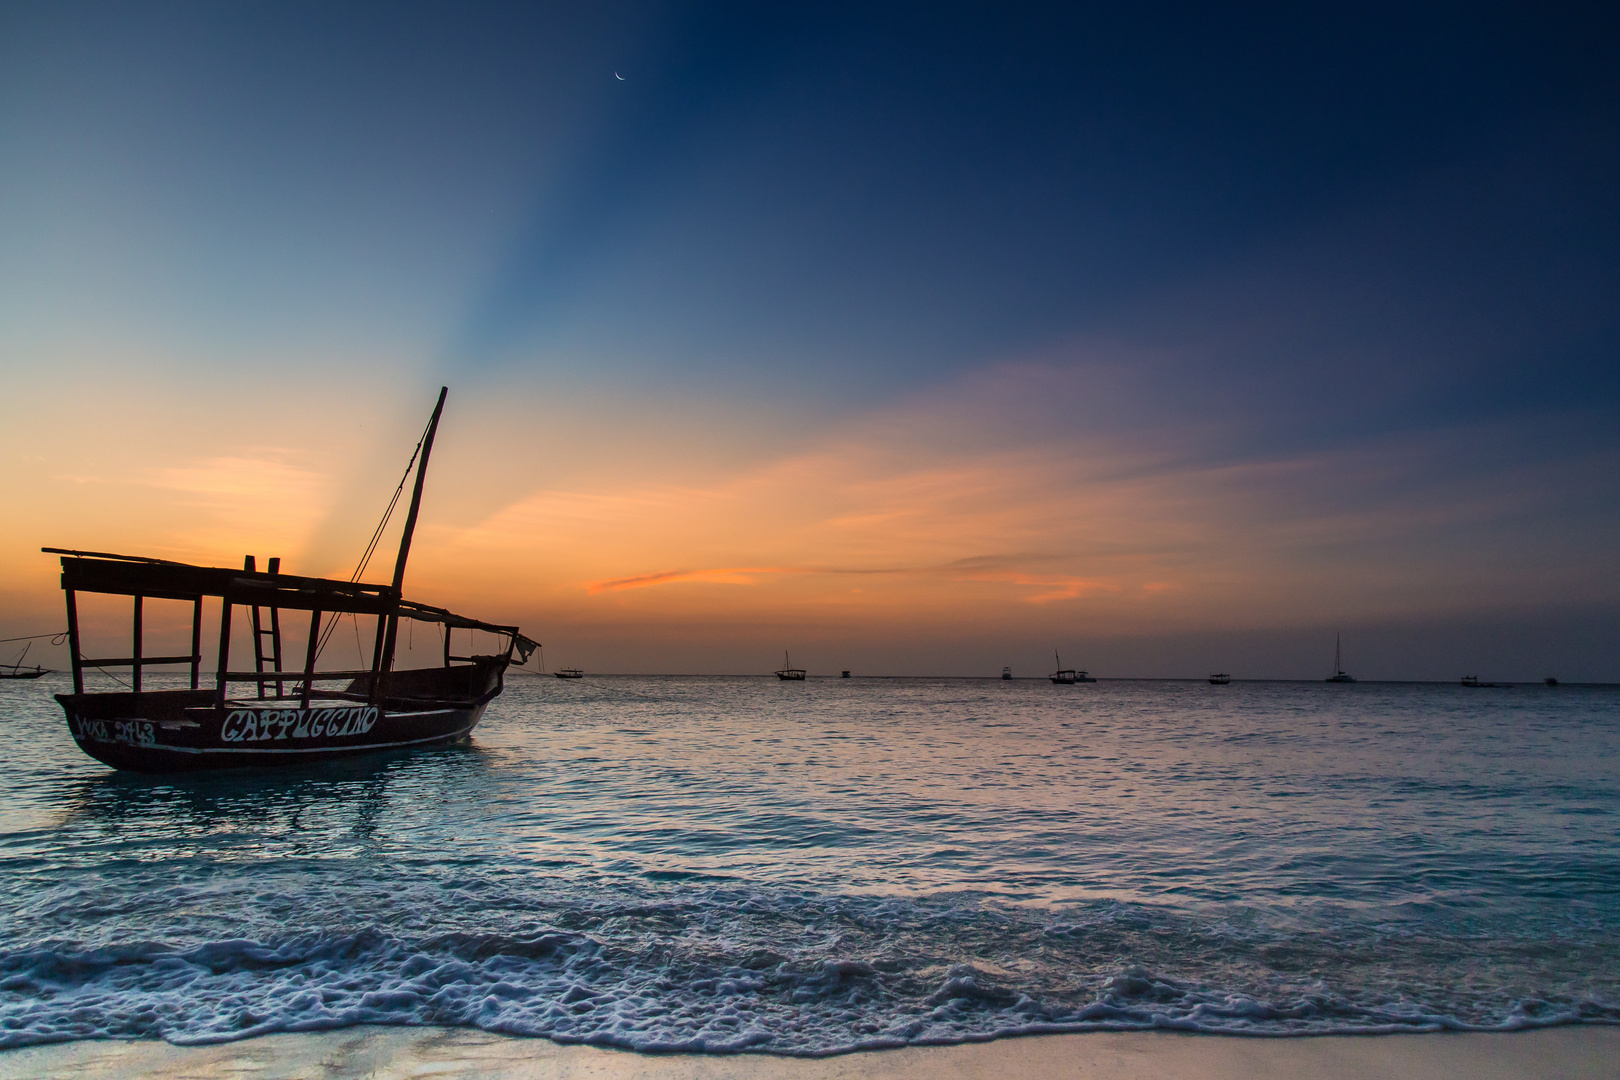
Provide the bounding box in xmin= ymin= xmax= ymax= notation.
xmin=45 ymin=547 xmax=536 ymax=652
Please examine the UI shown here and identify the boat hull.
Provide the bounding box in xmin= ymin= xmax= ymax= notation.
xmin=56 ymin=662 xmax=505 ymax=773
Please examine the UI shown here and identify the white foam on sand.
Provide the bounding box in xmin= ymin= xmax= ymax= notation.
xmin=2 ymin=1026 xmax=1618 ymax=1080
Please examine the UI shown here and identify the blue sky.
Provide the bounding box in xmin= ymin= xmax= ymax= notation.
xmin=3 ymin=2 xmax=1618 ymax=677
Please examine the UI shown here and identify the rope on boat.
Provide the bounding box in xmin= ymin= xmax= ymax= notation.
xmin=313 ymin=410 xmax=437 ymax=663
xmin=89 ymin=666 xmax=131 ymax=689
xmin=0 ymin=631 xmax=68 ymax=645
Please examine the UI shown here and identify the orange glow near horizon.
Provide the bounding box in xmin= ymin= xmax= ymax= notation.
xmin=3 ymin=362 xmax=1616 ymax=676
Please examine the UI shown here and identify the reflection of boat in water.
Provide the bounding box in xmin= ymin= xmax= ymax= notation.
xmin=2 ymin=641 xmax=51 ymax=680
xmin=44 ymin=388 xmax=538 ymax=773
xmin=54 ymin=737 xmax=496 ymax=838
xmin=1325 ymin=633 xmax=1356 ymax=683
xmin=1001 ymin=666 xmax=1012 ymax=680
xmin=775 ymin=652 xmax=806 ymax=680
xmin=1209 ymin=672 xmax=1231 ymax=685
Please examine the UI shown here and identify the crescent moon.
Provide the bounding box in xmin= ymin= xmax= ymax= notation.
xmin=615 ymin=72 xmax=625 ymax=81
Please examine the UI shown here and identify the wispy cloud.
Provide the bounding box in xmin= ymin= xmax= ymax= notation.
xmin=409 ymin=356 xmax=1620 ymax=636
xmin=587 ymin=566 xmax=793 ymax=593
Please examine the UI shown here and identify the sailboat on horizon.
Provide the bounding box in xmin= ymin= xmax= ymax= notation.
xmin=1050 ymin=651 xmax=1096 ymax=684
xmin=1326 ymin=633 xmax=1356 ymax=683
xmin=2 ymin=641 xmax=50 ymax=680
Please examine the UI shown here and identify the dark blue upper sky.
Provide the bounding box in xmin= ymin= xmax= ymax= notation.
xmin=432 ymin=0 xmax=1620 ymax=408
xmin=8 ymin=3 xmax=1613 ymax=389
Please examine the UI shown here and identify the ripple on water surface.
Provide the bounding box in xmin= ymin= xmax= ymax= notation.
xmin=0 ymin=675 xmax=1616 ymax=1050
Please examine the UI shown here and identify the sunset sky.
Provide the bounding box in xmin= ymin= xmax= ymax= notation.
xmin=3 ymin=2 xmax=1618 ymax=679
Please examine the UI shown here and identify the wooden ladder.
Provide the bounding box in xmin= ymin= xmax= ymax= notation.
xmin=245 ymin=555 xmax=284 ymax=699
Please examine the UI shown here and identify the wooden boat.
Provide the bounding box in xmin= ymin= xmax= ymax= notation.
xmin=2 ymin=642 xmax=50 ymax=680
xmin=1209 ymin=672 xmax=1231 ymax=685
xmin=537 ymin=645 xmax=581 ymax=678
xmin=775 ymin=652 xmax=806 ymax=680
xmin=1461 ymin=675 xmax=1511 ymax=688
xmin=1001 ymin=666 xmax=1012 ymax=680
xmin=1051 ymin=652 xmax=1097 ymax=683
xmin=45 ymin=388 xmax=538 ymax=773
xmin=1325 ymin=633 xmax=1356 ymax=683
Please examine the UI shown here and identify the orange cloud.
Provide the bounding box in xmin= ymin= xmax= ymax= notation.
xmin=586 ymin=567 xmax=797 ymax=593
xmin=950 ymin=569 xmax=1114 ymax=604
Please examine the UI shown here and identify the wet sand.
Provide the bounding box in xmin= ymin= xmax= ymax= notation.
xmin=2 ymin=1026 xmax=1615 ymax=1080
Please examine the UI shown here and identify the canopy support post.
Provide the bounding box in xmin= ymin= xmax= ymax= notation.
xmin=190 ymin=597 xmax=203 ymax=689
xmin=66 ymin=589 xmax=83 ymax=695
xmin=216 ymin=599 xmax=232 ymax=704
xmin=131 ymin=595 xmax=143 ymax=693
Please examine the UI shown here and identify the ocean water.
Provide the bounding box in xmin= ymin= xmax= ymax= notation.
xmin=0 ymin=673 xmax=1616 ymax=1053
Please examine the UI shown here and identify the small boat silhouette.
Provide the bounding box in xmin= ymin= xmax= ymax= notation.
xmin=775 ymin=652 xmax=806 ymax=680
xmin=1325 ymin=633 xmax=1356 ymax=683
xmin=2 ymin=641 xmax=50 ymax=680
xmin=1209 ymin=672 xmax=1231 ymax=685
xmin=1050 ymin=651 xmax=1096 ymax=683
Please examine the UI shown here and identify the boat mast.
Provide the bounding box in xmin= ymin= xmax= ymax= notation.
xmin=1334 ymin=633 xmax=1341 ymax=675
xmin=372 ymin=387 xmax=448 ymax=696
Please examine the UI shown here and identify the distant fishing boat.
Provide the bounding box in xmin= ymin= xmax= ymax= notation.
xmin=841 ymin=670 xmax=851 ymax=678
xmin=1050 ymin=652 xmax=1096 ymax=684
xmin=1325 ymin=633 xmax=1356 ymax=683
xmin=43 ymin=388 xmax=539 ymax=773
xmin=1001 ymin=666 xmax=1012 ymax=680
xmin=1209 ymin=672 xmax=1231 ymax=685
xmin=775 ymin=652 xmax=806 ymax=680
xmin=1461 ymin=675 xmax=1510 ymax=688
xmin=537 ymin=645 xmax=580 ymax=679
xmin=2 ymin=642 xmax=50 ymax=680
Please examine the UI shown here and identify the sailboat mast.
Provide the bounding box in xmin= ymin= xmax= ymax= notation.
xmin=1335 ymin=633 xmax=1341 ymax=673
xmin=374 ymin=387 xmax=449 ymax=691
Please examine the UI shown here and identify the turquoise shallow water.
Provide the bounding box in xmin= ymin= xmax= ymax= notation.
xmin=1 ymin=673 xmax=1616 ymax=1051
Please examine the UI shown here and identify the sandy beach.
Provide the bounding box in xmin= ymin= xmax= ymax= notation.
xmin=2 ymin=1026 xmax=1615 ymax=1080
